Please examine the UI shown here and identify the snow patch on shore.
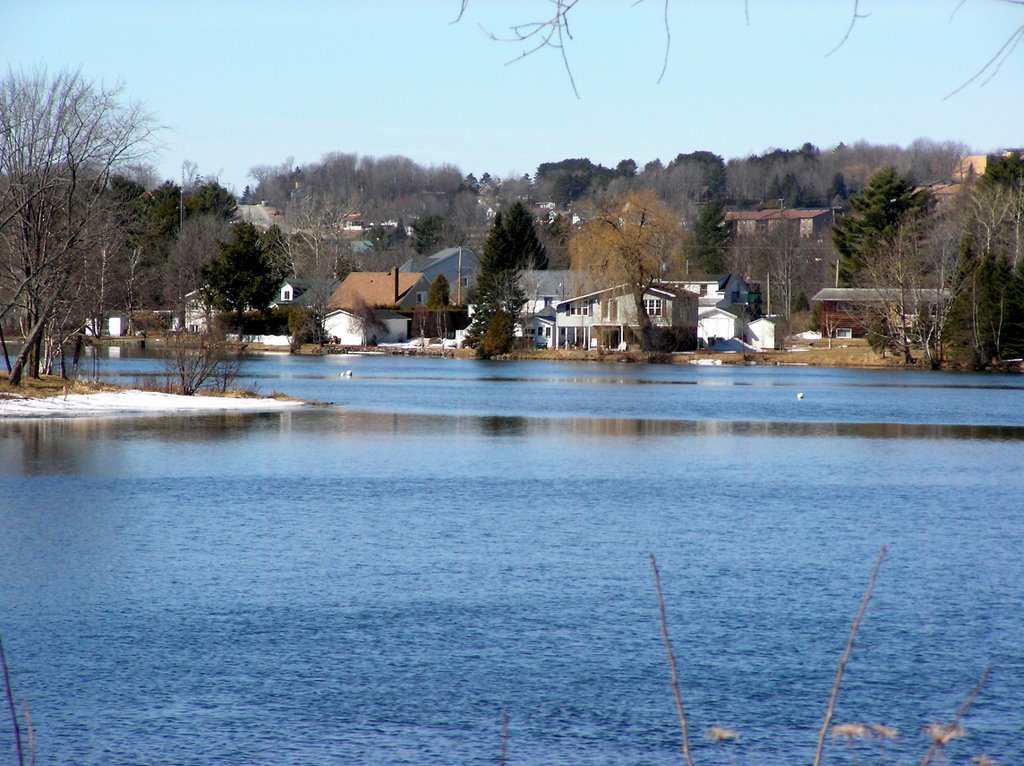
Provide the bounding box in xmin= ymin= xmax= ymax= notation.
xmin=0 ymin=389 xmax=304 ymax=418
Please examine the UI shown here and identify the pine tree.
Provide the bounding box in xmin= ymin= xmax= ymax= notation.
xmin=832 ymin=168 xmax=930 ymax=286
xmin=502 ymin=201 xmax=548 ymax=270
xmin=200 ymin=222 xmax=283 ymax=333
xmin=466 ymin=212 xmax=526 ymax=350
xmin=427 ymin=274 xmax=450 ymax=308
xmin=692 ymin=200 xmax=731 ymax=273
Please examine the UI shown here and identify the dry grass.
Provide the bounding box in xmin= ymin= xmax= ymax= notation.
xmin=500 ymin=338 xmax=903 ymax=368
xmin=0 ymin=373 xmax=303 ymax=403
xmin=0 ymin=374 xmax=119 ymax=400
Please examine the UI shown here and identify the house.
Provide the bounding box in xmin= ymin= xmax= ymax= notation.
xmin=327 ymin=269 xmax=431 ymax=313
xmin=399 ymin=247 xmax=479 ymax=305
xmin=323 ymin=269 xmax=431 ymax=344
xmin=323 ymin=307 xmax=409 ymax=346
xmin=676 ymin=274 xmax=762 ymax=317
xmin=554 ymin=283 xmax=698 ymax=350
xmin=519 ymin=270 xmax=579 ymax=347
xmin=810 ymin=287 xmax=947 ymax=340
xmin=181 ymin=290 xmax=212 ymax=333
xmin=725 ymin=208 xmax=834 ymax=240
xmin=271 ymin=278 xmax=340 ymax=310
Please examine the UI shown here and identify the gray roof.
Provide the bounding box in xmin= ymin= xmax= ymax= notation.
xmin=399 ymin=247 xmax=479 ymax=273
xmin=519 ymin=269 xmax=575 ymax=298
xmin=812 ymin=287 xmax=947 ymax=303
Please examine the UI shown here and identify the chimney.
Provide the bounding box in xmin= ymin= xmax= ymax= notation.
xmin=393 ymin=267 xmax=399 ymax=303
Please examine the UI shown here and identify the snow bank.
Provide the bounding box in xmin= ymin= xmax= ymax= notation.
xmin=0 ymin=390 xmax=304 ymax=418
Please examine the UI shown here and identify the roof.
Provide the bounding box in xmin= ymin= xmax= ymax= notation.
xmin=328 ymin=271 xmax=426 ymax=309
xmin=399 ymin=247 xmax=478 ymax=273
xmin=519 ymin=269 xmax=575 ymax=297
xmin=812 ymin=287 xmax=947 ymax=303
xmin=326 ymin=306 xmax=407 ymax=321
xmin=698 ymin=305 xmax=739 ymax=319
xmin=555 ymin=282 xmax=696 ymax=308
xmin=277 ymin=278 xmax=341 ymax=307
xmin=725 ymin=208 xmax=831 ymax=222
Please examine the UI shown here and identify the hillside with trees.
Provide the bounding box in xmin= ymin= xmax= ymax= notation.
xmin=3 ymin=69 xmax=1020 ymax=380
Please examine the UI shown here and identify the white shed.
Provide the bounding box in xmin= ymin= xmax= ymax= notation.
xmin=697 ymin=306 xmax=741 ymax=345
xmin=747 ymin=316 xmax=782 ymax=351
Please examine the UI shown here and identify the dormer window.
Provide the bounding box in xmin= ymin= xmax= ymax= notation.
xmin=282 ymin=286 xmax=293 ymax=302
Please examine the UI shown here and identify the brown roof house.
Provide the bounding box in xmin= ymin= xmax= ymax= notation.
xmin=725 ymin=208 xmax=834 ymax=240
xmin=323 ymin=269 xmax=430 ymax=345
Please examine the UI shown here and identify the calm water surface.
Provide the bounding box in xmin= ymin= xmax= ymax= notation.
xmin=1 ymin=351 xmax=1022 ymax=766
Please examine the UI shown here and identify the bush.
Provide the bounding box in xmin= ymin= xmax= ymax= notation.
xmin=240 ymin=309 xmax=290 ymax=336
xmin=476 ymin=311 xmax=515 ymax=359
xmin=162 ymin=334 xmax=243 ymax=395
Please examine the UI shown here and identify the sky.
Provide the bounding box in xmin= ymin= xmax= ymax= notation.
xmin=3 ymin=0 xmax=1022 ymax=194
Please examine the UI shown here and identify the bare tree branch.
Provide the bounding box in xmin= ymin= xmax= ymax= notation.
xmin=650 ymin=554 xmax=695 ymax=766
xmin=456 ymin=0 xmax=678 ymax=97
xmin=827 ymin=0 xmax=871 ymax=57
xmin=812 ymin=545 xmax=887 ymax=766
xmin=945 ymin=16 xmax=1024 ymax=98
xmin=918 ymin=667 xmax=992 ymax=766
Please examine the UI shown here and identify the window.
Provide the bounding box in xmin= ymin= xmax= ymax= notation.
xmin=569 ymin=301 xmax=590 ymax=316
xmin=836 ymin=327 xmax=853 ymax=339
xmin=644 ymin=298 xmax=663 ymax=316
xmin=416 ymin=291 xmax=426 ymax=305
xmin=282 ymin=286 xmax=293 ymax=302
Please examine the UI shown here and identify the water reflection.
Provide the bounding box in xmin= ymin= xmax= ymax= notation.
xmin=0 ymin=412 xmax=302 ymax=475
xmin=4 ymin=408 xmax=1022 ymax=473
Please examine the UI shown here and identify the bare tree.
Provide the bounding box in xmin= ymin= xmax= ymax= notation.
xmin=165 ymin=214 xmax=230 ymax=330
xmin=0 ymin=67 xmax=157 ymax=384
xmin=455 ymin=2 xmax=1022 ymax=99
xmin=569 ymin=191 xmax=682 ymax=350
xmin=162 ymin=334 xmax=242 ymax=395
xmin=860 ymin=219 xmax=932 ymax=365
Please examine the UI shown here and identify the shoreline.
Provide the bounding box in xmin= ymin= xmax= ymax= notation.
xmin=0 ymin=387 xmax=307 ymax=419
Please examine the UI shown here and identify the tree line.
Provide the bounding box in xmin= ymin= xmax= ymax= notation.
xmin=2 ymin=67 xmax=1020 ymax=384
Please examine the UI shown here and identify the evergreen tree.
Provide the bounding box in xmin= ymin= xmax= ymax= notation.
xmin=412 ymin=215 xmax=445 ymax=254
xmin=201 ymin=222 xmax=284 ymax=333
xmin=832 ymin=168 xmax=930 ymax=286
xmin=427 ymin=274 xmax=450 ymax=308
xmin=466 ymin=211 xmax=526 ymax=350
xmin=502 ymin=201 xmax=548 ymax=270
xmin=829 ymin=172 xmax=848 ymax=202
xmin=185 ymin=180 xmax=237 ymax=220
xmin=475 ymin=310 xmax=515 ymax=359
xmin=692 ymin=200 xmax=731 ymax=273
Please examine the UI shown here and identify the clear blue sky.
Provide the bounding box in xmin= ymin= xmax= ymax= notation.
xmin=4 ymin=1 xmax=1021 ymax=193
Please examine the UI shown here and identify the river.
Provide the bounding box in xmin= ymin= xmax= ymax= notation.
xmin=1 ymin=350 xmax=1022 ymax=765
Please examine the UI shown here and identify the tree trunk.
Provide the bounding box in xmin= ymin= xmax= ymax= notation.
xmin=8 ymin=312 xmax=49 ymax=385
xmin=632 ymin=287 xmax=654 ymax=351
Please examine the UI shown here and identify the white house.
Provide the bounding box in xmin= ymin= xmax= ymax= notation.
xmin=554 ymin=283 xmax=698 ymax=350
xmin=518 ymin=270 xmax=579 ymax=347
xmin=323 ymin=307 xmax=408 ymax=346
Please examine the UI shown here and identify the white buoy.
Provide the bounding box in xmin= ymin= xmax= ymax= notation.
xmin=796 ymin=392 xmax=804 ymax=400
